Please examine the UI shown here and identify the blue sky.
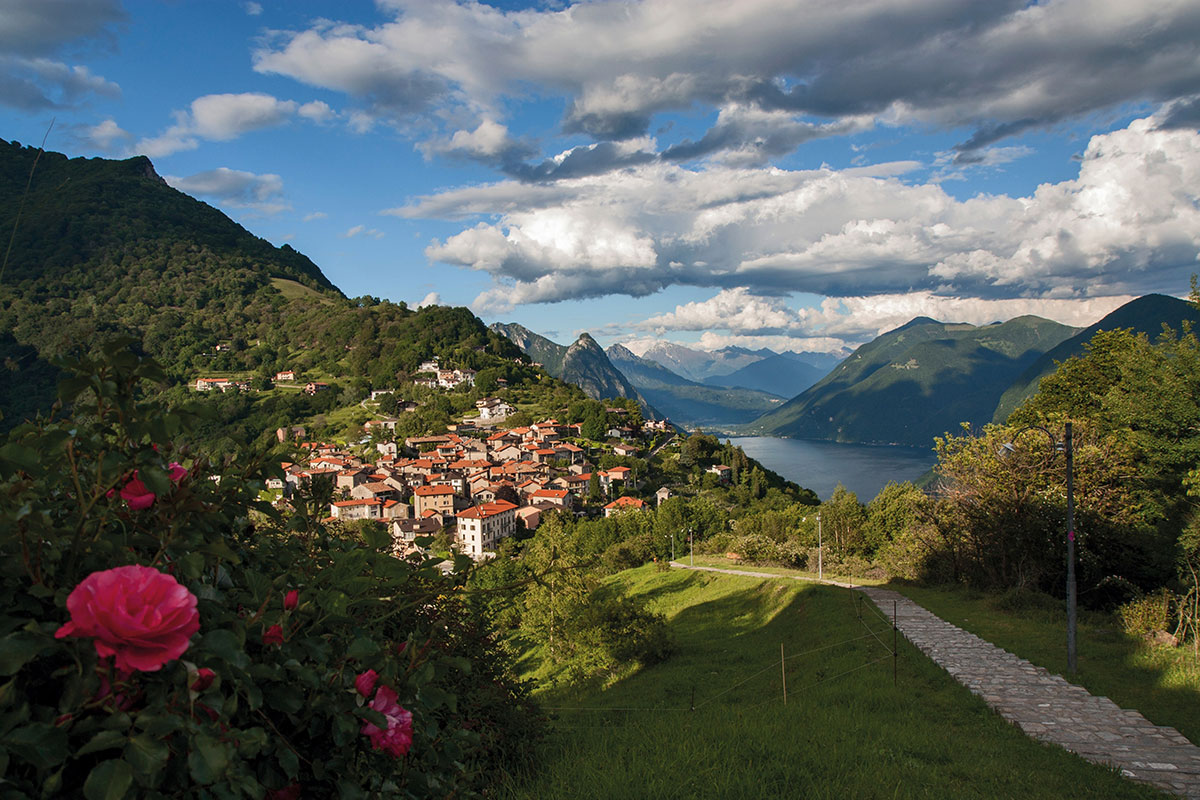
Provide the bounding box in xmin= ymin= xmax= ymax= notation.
xmin=3 ymin=0 xmax=1199 ymax=355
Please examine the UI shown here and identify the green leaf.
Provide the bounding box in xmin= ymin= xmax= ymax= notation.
xmin=337 ymin=779 xmax=369 ymax=800
xmin=187 ymin=733 xmax=229 ymax=785
xmin=83 ymin=759 xmax=133 ymax=800
xmin=263 ymin=684 xmax=303 ymax=715
xmin=275 ymin=742 xmax=299 ymax=779
xmin=198 ymin=538 xmax=240 ymax=564
xmin=4 ymin=722 xmax=68 ymax=770
xmin=200 ymin=629 xmax=249 ymax=669
xmin=346 ymin=636 xmax=379 ymax=660
xmin=124 ymin=733 xmax=169 ymax=778
xmin=57 ymin=376 xmax=91 ymax=405
xmin=76 ymin=729 xmax=127 ymax=757
xmin=0 ymin=443 xmax=40 ymax=474
xmin=363 ymin=525 xmax=391 ymax=551
xmin=0 ymin=631 xmax=51 ymax=676
xmin=420 ymin=686 xmax=455 ymax=712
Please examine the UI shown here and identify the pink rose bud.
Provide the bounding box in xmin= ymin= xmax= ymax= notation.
xmin=396 ymin=642 xmax=407 ymax=655
xmin=263 ymin=624 xmax=284 ymax=647
xmin=355 ymin=669 xmax=379 ymax=698
xmin=168 ymin=462 xmax=188 ymax=483
xmin=191 ymin=667 xmax=215 ymax=692
xmin=284 ymin=590 xmax=299 ymax=611
xmin=119 ymin=473 xmax=156 ymax=510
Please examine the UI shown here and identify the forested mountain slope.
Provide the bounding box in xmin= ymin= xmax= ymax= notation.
xmin=752 ymin=315 xmax=1078 ymax=447
xmin=993 ymin=294 xmax=1200 ymax=423
xmin=0 ymin=142 xmax=547 ymax=432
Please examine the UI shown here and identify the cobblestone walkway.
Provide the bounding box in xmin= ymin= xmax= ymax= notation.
xmin=858 ymin=586 xmax=1200 ymax=799
xmin=671 ymin=564 xmax=1200 ymax=798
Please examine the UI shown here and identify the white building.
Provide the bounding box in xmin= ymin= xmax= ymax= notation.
xmin=456 ymin=500 xmax=517 ymax=559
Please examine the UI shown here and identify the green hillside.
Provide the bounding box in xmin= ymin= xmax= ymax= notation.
xmin=0 ymin=142 xmax=569 ymax=436
xmin=606 ymin=343 xmax=783 ymax=428
xmin=752 ymin=315 xmax=1078 ymax=447
xmin=993 ymin=294 xmax=1200 ymax=423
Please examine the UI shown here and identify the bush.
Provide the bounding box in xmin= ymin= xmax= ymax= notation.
xmin=564 ymin=596 xmax=674 ymax=682
xmin=0 ymin=342 xmax=541 ymax=798
xmin=1118 ymin=590 xmax=1173 ymax=637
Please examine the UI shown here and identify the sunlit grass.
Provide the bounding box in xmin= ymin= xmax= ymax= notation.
xmin=500 ymin=566 xmax=1168 ymax=799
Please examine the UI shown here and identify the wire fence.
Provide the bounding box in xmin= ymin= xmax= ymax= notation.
xmin=542 ymin=595 xmax=901 ymax=720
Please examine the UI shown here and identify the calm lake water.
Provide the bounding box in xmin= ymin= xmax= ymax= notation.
xmin=726 ymin=437 xmax=937 ymax=502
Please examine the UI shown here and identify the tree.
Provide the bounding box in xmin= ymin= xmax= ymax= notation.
xmin=929 ymin=421 xmax=1154 ymax=593
xmin=863 ymin=481 xmax=928 ymax=556
xmin=520 ymin=515 xmax=595 ymax=660
xmin=819 ymin=485 xmax=867 ymax=558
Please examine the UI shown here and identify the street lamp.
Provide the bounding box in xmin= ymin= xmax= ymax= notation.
xmin=1003 ymin=422 xmax=1076 ymax=673
xmin=816 ymin=513 xmax=823 ymax=581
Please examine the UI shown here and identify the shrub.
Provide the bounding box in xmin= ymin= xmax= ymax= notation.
xmin=0 ymin=342 xmax=541 ymax=798
xmin=1118 ymin=590 xmax=1173 ymax=637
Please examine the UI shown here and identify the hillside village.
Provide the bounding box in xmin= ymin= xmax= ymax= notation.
xmin=270 ymin=400 xmax=678 ymax=563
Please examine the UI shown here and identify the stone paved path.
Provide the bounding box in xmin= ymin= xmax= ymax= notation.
xmin=672 ymin=563 xmax=1200 ymax=799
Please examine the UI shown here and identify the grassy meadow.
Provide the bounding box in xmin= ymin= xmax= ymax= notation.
xmin=499 ymin=566 xmax=1167 ymax=799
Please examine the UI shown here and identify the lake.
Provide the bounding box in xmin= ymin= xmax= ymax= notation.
xmin=726 ymin=437 xmax=937 ymax=502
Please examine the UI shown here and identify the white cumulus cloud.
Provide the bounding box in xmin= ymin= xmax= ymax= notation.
xmin=253 ymin=0 xmax=1200 ymax=160
xmin=165 ymin=167 xmax=288 ymax=215
xmin=397 ymin=117 xmax=1200 ymax=312
xmin=135 ymin=92 xmax=337 ymax=157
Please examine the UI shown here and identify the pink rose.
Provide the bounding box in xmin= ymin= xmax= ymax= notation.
xmin=284 ymin=590 xmax=299 ymax=611
xmin=263 ymin=624 xmax=284 ymax=647
xmin=168 ymin=462 xmax=188 ymax=483
xmin=355 ymin=669 xmax=378 ymax=698
xmin=191 ymin=667 xmax=216 ymax=692
xmin=361 ymin=685 xmax=413 ymax=758
xmin=55 ymin=565 xmax=199 ymax=672
xmin=119 ymin=473 xmax=156 ymax=510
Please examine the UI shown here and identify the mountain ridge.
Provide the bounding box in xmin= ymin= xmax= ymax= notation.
xmin=491 ymin=322 xmax=659 ymax=415
xmin=993 ymin=294 xmax=1200 ymax=422
xmin=752 ymin=315 xmax=1079 ymax=447
xmin=605 ymin=343 xmax=784 ymax=428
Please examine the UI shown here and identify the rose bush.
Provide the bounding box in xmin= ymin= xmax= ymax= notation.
xmin=0 ymin=341 xmax=542 ymax=798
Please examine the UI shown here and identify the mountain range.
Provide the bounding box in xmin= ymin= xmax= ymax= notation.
xmin=604 ymin=343 xmax=784 ymax=427
xmin=752 ymin=315 xmax=1081 ymax=447
xmin=703 ymin=352 xmax=831 ymax=397
xmin=488 ymin=323 xmax=657 ymax=415
xmin=991 ymin=294 xmax=1200 ymax=423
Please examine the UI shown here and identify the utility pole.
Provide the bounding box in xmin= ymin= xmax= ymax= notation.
xmin=672 ymin=532 xmax=676 ymax=562
xmin=689 ymin=528 xmax=694 ymax=566
xmin=1066 ymin=421 xmax=1076 ymax=674
xmin=817 ymin=513 xmax=823 ymax=581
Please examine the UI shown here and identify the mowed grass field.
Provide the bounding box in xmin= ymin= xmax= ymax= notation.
xmin=498 ymin=566 xmax=1168 ymax=800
